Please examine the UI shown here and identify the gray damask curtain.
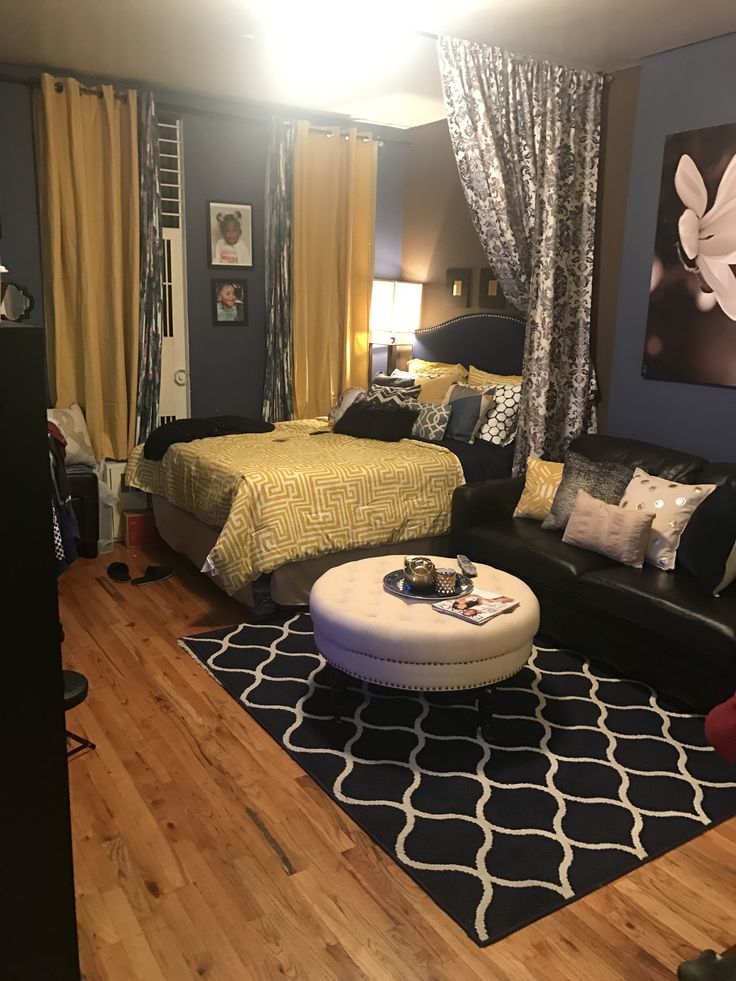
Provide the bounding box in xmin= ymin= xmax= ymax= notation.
xmin=438 ymin=37 xmax=604 ymax=470
xmin=262 ymin=118 xmax=295 ymax=422
xmin=135 ymin=90 xmax=163 ymax=444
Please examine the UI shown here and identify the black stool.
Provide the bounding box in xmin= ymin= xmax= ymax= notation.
xmin=63 ymin=670 xmax=96 ymax=759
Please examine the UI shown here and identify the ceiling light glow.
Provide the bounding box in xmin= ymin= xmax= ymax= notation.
xmin=255 ymin=0 xmax=448 ymax=98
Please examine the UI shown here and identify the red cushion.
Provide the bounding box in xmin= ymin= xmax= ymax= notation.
xmin=705 ymin=694 xmax=736 ymax=764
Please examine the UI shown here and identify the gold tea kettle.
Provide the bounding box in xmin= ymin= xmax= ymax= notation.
xmin=403 ymin=555 xmax=436 ymax=591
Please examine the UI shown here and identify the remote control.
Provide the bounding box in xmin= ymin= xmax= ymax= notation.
xmin=456 ymin=554 xmax=478 ymax=577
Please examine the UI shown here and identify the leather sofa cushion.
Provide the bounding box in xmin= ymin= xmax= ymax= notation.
xmin=569 ymin=434 xmax=705 ymax=482
xmin=698 ymin=462 xmax=736 ymax=494
xmin=455 ymin=519 xmax=615 ymax=591
xmin=577 ymin=565 xmax=736 ymax=661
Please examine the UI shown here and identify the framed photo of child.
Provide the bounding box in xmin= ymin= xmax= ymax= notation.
xmin=212 ymin=278 xmax=248 ymax=325
xmin=207 ymin=202 xmax=253 ymax=268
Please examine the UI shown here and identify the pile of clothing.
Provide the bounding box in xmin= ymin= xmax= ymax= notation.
xmin=48 ymin=421 xmax=79 ymax=573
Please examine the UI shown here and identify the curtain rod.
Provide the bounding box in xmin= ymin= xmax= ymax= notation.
xmin=0 ymin=71 xmax=408 ymax=143
xmin=305 ymin=125 xmax=383 ymax=147
xmin=53 ymin=80 xmax=129 ymax=101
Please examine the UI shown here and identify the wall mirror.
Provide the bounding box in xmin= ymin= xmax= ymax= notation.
xmin=0 ymin=283 xmax=35 ymax=322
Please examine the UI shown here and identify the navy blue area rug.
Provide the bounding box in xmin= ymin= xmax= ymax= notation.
xmin=180 ymin=613 xmax=736 ymax=946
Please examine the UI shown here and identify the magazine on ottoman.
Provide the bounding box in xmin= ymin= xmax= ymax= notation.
xmin=433 ymin=590 xmax=519 ymax=625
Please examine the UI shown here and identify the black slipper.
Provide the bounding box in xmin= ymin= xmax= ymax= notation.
xmin=131 ymin=565 xmax=173 ymax=586
xmin=107 ymin=562 xmax=131 ymax=583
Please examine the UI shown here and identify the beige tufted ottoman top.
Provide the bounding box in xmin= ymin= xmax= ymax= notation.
xmin=310 ymin=555 xmax=540 ymax=691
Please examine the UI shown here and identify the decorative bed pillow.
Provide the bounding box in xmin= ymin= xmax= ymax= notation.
xmin=562 ymin=489 xmax=655 ymax=568
xmin=47 ymin=403 xmax=96 ymax=465
xmin=412 ymin=403 xmax=452 ymax=443
xmin=467 ymin=365 xmax=523 ymax=388
xmin=619 ymin=468 xmax=716 ymax=571
xmin=415 ymin=375 xmax=457 ymax=403
xmin=514 ymin=456 xmax=565 ymax=521
xmin=333 ymin=401 xmax=419 ymax=442
xmin=328 ymin=387 xmax=367 ymax=426
xmin=445 ymin=384 xmax=495 ymax=443
xmin=370 ymin=372 xmax=417 ymax=389
xmin=366 ymin=382 xmax=421 ymax=407
xmin=542 ymin=450 xmax=634 ymax=532
xmin=677 ymin=483 xmax=736 ymax=595
xmin=476 ymin=383 xmax=521 ymax=447
xmin=407 ymin=358 xmax=468 ymax=382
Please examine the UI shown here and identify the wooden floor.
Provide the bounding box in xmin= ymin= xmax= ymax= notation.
xmin=60 ymin=542 xmax=736 ymax=980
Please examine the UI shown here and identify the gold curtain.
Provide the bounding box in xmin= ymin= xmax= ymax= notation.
xmin=35 ymin=73 xmax=140 ymax=459
xmin=292 ymin=122 xmax=377 ymax=419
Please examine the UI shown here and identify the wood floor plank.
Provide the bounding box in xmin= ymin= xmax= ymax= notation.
xmin=59 ymin=542 xmax=736 ymax=979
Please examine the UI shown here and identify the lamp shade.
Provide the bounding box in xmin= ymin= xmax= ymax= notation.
xmin=369 ymin=279 xmax=422 ymax=344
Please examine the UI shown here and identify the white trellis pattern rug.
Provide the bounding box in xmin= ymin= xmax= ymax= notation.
xmin=180 ymin=613 xmax=736 ymax=945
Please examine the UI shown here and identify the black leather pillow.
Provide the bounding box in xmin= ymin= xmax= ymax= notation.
xmin=333 ymin=401 xmax=419 ymax=442
xmin=678 ymin=483 xmax=736 ymax=595
xmin=542 ymin=450 xmax=634 ymax=532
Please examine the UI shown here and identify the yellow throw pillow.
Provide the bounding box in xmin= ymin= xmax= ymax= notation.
xmin=417 ymin=373 xmax=461 ymax=403
xmin=514 ymin=455 xmax=565 ymax=521
xmin=467 ymin=365 xmax=523 ymax=388
xmin=407 ymin=358 xmax=469 ymax=382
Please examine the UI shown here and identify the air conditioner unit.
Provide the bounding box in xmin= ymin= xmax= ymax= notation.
xmin=100 ymin=460 xmax=148 ymax=541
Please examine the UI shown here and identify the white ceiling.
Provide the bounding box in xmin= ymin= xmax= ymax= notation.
xmin=2 ymin=0 xmax=736 ymax=128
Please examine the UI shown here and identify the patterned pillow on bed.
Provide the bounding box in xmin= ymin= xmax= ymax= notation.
xmin=329 ymin=387 xmax=367 ymax=426
xmin=476 ymin=383 xmax=521 ymax=446
xmin=370 ymin=372 xmax=417 ymax=389
xmin=412 ymin=403 xmax=452 ymax=443
xmin=366 ymin=383 xmax=421 ymax=407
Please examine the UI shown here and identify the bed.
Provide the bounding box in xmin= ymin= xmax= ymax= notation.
xmin=125 ymin=311 xmax=525 ymax=608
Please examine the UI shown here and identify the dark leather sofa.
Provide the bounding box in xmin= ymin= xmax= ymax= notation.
xmin=451 ymin=433 xmax=736 ymax=712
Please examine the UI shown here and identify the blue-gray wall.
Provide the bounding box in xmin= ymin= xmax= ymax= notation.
xmin=374 ymin=138 xmax=407 ymax=280
xmin=606 ymin=34 xmax=736 ymax=462
xmin=0 ymin=78 xmax=45 ymax=327
xmin=182 ymin=112 xmax=268 ymax=418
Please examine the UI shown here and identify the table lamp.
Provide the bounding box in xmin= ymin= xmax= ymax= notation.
xmin=369 ymin=279 xmax=423 ymax=374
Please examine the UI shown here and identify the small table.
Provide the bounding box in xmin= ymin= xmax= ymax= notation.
xmin=310 ymin=555 xmax=540 ymax=731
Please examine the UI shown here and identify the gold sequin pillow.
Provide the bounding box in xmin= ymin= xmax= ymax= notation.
xmin=619 ymin=468 xmax=716 ymax=571
xmin=514 ymin=455 xmax=565 ymax=521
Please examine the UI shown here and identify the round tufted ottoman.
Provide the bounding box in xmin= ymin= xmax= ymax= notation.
xmin=310 ymin=555 xmax=540 ymax=698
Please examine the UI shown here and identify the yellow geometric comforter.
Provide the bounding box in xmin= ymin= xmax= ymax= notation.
xmin=125 ymin=419 xmax=465 ymax=595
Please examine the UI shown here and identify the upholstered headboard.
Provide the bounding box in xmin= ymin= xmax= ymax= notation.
xmin=411 ymin=313 xmax=526 ymax=375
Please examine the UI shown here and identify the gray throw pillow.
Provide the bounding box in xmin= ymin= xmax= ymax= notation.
xmin=412 ymin=403 xmax=452 ymax=442
xmin=541 ymin=450 xmax=634 ymax=532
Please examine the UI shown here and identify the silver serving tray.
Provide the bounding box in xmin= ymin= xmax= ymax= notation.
xmin=383 ymin=569 xmax=474 ymax=602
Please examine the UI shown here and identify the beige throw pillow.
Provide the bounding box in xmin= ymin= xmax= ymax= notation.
xmin=620 ymin=468 xmax=716 ymax=571
xmin=47 ymin=403 xmax=97 ymax=465
xmin=514 ymin=456 xmax=565 ymax=521
xmin=562 ymin=490 xmax=655 ymax=568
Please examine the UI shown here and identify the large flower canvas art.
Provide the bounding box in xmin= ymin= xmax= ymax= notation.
xmin=643 ymin=122 xmax=736 ymax=388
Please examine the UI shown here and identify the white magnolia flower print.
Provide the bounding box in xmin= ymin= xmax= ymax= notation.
xmin=675 ymin=153 xmax=736 ymax=320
